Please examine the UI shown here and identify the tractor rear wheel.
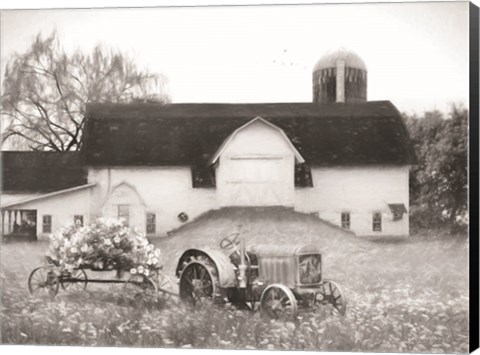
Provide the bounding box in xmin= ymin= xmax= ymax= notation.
xmin=179 ymin=255 xmax=221 ymax=306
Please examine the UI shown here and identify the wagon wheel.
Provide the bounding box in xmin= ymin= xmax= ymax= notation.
xmin=60 ymin=269 xmax=88 ymax=292
xmin=28 ymin=267 xmax=60 ymax=299
xmin=157 ymin=271 xmax=177 ymax=299
xmin=123 ymin=275 xmax=159 ymax=305
xmin=260 ymin=284 xmax=298 ymax=320
xmin=316 ymin=280 xmax=347 ymax=315
xmin=179 ymin=255 xmax=220 ymax=306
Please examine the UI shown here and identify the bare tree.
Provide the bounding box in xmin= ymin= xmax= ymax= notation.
xmin=1 ymin=31 xmax=169 ymax=151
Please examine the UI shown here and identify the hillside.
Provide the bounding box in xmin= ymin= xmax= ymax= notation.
xmin=155 ymin=207 xmax=360 ymax=281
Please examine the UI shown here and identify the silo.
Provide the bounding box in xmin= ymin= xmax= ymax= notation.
xmin=313 ymin=48 xmax=367 ymax=104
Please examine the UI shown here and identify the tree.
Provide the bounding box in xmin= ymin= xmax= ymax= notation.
xmin=404 ymin=104 xmax=468 ymax=231
xmin=1 ymin=31 xmax=169 ymax=151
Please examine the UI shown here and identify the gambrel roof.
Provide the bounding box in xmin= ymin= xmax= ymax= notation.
xmin=82 ymin=101 xmax=417 ymax=167
xmin=209 ymin=116 xmax=305 ymax=165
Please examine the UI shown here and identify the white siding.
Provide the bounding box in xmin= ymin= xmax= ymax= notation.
xmin=2 ymin=188 xmax=93 ymax=240
xmin=102 ymin=183 xmax=146 ymax=232
xmin=295 ymin=166 xmax=410 ymax=237
xmin=88 ymin=167 xmax=217 ymax=236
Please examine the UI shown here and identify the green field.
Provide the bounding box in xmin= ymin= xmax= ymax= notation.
xmin=0 ymin=208 xmax=469 ymax=352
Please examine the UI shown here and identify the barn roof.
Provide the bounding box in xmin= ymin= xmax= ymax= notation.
xmin=2 ymin=152 xmax=88 ymax=193
xmin=83 ymin=101 xmax=416 ymax=167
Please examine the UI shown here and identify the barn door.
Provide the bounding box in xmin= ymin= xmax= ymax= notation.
xmin=223 ymin=157 xmax=292 ymax=206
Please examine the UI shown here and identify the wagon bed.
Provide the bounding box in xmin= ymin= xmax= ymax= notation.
xmin=28 ymin=264 xmax=178 ymax=301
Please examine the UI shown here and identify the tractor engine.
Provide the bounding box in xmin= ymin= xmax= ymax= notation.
xmin=248 ymin=244 xmax=323 ymax=289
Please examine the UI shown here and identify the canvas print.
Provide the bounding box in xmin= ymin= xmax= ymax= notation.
xmin=0 ymin=1 xmax=476 ymax=353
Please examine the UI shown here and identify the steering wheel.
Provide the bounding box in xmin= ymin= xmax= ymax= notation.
xmin=220 ymin=233 xmax=241 ymax=250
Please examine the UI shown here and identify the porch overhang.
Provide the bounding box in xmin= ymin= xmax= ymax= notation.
xmin=1 ymin=183 xmax=96 ymax=209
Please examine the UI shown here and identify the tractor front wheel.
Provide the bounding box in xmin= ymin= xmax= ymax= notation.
xmin=179 ymin=255 xmax=220 ymax=306
xmin=260 ymin=284 xmax=298 ymax=320
xmin=316 ymin=280 xmax=347 ymax=315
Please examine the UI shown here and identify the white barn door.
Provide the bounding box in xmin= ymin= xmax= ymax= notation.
xmin=222 ymin=157 xmax=292 ymax=206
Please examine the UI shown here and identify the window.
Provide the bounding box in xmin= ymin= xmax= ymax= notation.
xmin=146 ymin=213 xmax=156 ymax=235
xmin=372 ymin=212 xmax=382 ymax=232
xmin=74 ymin=215 xmax=84 ymax=227
xmin=341 ymin=212 xmax=350 ymax=229
xmin=42 ymin=215 xmax=52 ymax=233
xmin=118 ymin=205 xmax=130 ymax=227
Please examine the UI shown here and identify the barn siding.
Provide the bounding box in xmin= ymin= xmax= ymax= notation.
xmin=295 ymin=166 xmax=410 ymax=237
xmin=87 ymin=167 xmax=217 ymax=236
xmin=2 ymin=164 xmax=410 ymax=239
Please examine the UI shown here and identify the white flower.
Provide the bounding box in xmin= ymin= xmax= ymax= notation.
xmin=137 ymin=266 xmax=145 ymax=274
xmin=144 ymin=269 xmax=150 ymax=276
xmin=80 ymin=244 xmax=89 ymax=253
xmin=130 ymin=268 xmax=137 ymax=274
xmin=154 ymin=249 xmax=161 ymax=257
xmin=70 ymin=247 xmax=78 ymax=253
xmin=113 ymin=236 xmax=121 ymax=244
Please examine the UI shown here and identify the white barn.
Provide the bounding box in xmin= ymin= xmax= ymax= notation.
xmin=1 ymin=49 xmax=416 ymax=239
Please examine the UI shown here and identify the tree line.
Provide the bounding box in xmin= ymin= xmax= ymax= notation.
xmin=404 ymin=105 xmax=468 ymax=232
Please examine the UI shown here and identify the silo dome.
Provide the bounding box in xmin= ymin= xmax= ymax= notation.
xmin=313 ymin=47 xmax=368 ymax=104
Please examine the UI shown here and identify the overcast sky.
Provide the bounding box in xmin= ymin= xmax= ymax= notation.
xmin=0 ymin=1 xmax=471 ymax=114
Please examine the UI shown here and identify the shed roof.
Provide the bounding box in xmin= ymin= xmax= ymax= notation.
xmin=2 ymin=152 xmax=88 ymax=193
xmin=83 ymin=101 xmax=416 ymax=167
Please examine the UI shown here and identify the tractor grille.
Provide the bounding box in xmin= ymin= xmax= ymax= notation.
xmin=298 ymin=254 xmax=322 ymax=285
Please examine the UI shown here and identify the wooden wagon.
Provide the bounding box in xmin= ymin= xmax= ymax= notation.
xmin=28 ymin=262 xmax=177 ymax=301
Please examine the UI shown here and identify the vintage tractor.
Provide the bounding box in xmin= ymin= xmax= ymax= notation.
xmin=175 ymin=233 xmax=347 ymax=319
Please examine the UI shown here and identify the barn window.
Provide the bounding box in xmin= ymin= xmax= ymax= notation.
xmin=74 ymin=215 xmax=84 ymax=227
xmin=118 ymin=204 xmax=130 ymax=227
xmin=192 ymin=166 xmax=216 ymax=188
xmin=295 ymin=164 xmax=313 ymax=188
xmin=341 ymin=212 xmax=350 ymax=229
xmin=372 ymin=212 xmax=382 ymax=232
xmin=146 ymin=212 xmax=156 ymax=235
xmin=42 ymin=215 xmax=52 ymax=233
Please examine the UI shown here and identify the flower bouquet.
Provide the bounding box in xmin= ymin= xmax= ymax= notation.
xmin=47 ymin=217 xmax=161 ymax=278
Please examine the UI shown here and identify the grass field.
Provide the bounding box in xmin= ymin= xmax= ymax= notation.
xmin=0 ymin=207 xmax=469 ymax=352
